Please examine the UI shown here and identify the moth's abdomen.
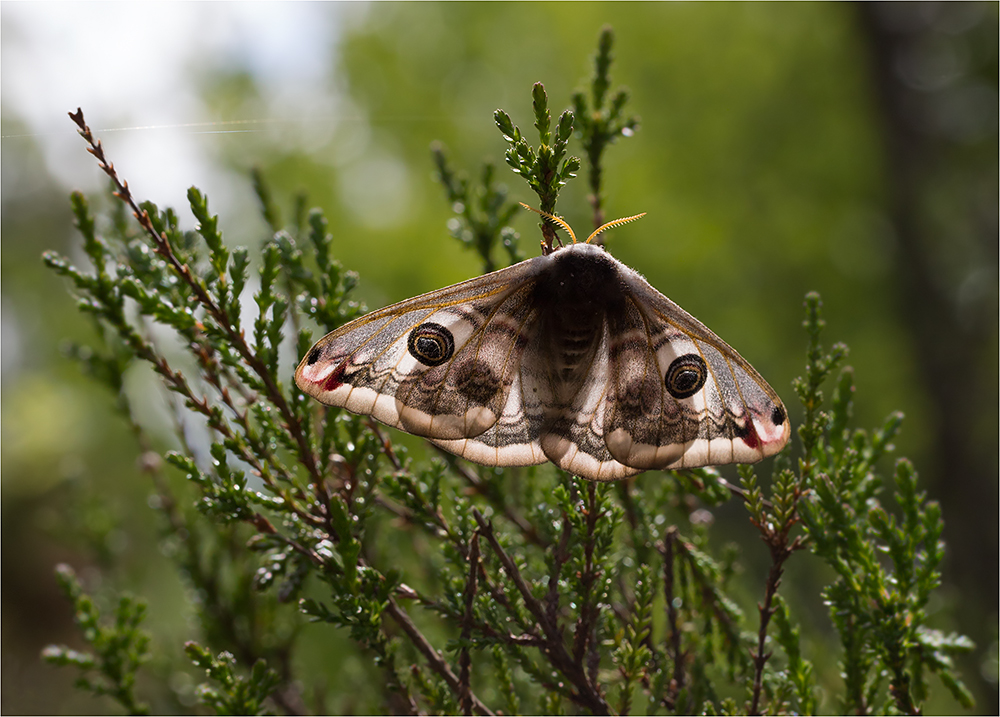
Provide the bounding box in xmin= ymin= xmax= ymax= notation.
xmin=534 ymin=244 xmax=627 ymax=394
xmin=553 ymin=324 xmax=601 ymax=379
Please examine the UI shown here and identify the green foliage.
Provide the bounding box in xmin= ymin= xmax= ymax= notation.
xmin=41 ymin=564 xmax=151 ymax=715
xmin=40 ymin=31 xmax=974 ymax=716
xmin=184 ymin=642 xmax=282 ymax=716
xmin=431 ymin=143 xmax=523 ymax=273
xmin=612 ymin=563 xmax=654 ymax=715
xmin=571 ymin=26 xmax=640 ymax=230
xmin=495 ymin=82 xmax=581 ymax=250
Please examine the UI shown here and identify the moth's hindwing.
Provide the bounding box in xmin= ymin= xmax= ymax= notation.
xmin=602 ymin=294 xmax=690 ymax=471
xmin=429 ymin=358 xmax=549 ymax=468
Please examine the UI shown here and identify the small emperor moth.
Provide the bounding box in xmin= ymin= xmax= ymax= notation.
xmin=296 ymin=209 xmax=789 ymax=481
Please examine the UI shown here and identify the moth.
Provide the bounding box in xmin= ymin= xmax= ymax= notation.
xmin=295 ymin=209 xmax=790 ymax=481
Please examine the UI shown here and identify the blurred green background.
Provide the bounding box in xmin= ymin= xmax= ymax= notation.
xmin=2 ymin=2 xmax=996 ymax=713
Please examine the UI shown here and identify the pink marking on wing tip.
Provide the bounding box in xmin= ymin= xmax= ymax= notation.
xmin=321 ymin=362 xmax=347 ymax=391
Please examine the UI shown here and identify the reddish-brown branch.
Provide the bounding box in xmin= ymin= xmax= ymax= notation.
xmin=384 ymin=599 xmax=494 ymax=716
xmin=572 ymin=482 xmax=603 ymax=689
xmin=473 ymin=509 xmax=610 ymax=714
xmin=459 ymin=534 xmax=481 ymax=716
xmin=69 ymin=109 xmax=324 ymax=497
xmin=545 ymin=506 xmax=573 ymax=631
xmin=748 ymin=522 xmax=805 ymax=715
xmin=662 ymin=527 xmax=686 ymax=711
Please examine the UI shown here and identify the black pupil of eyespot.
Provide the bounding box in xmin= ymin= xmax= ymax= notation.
xmin=416 ymin=336 xmax=443 ymax=360
xmin=674 ymin=369 xmax=699 ymax=391
xmin=665 ymin=354 xmax=707 ymax=399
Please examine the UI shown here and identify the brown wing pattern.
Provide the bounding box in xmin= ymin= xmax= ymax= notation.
xmin=295 ymin=258 xmax=548 ymax=462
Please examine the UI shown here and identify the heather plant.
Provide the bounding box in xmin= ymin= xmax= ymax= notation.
xmin=41 ymin=29 xmax=973 ymax=715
